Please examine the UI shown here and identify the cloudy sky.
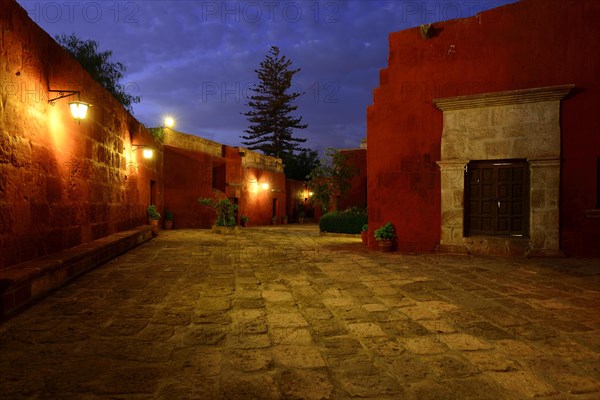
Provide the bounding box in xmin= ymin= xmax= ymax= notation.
xmin=19 ymin=0 xmax=516 ymax=153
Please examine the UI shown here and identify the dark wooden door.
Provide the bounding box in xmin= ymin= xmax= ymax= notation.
xmin=465 ymin=160 xmax=528 ymax=237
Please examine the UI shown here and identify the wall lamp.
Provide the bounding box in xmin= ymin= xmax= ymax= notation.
xmin=132 ymin=145 xmax=155 ymax=159
xmin=48 ymin=90 xmax=91 ymax=120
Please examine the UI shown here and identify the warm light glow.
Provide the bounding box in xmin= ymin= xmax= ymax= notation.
xmin=143 ymin=148 xmax=154 ymax=159
xmin=164 ymin=116 xmax=175 ymax=127
xmin=261 ymin=182 xmax=270 ymax=190
xmin=69 ymin=101 xmax=89 ymax=120
xmin=309 ymin=191 xmax=314 ymax=197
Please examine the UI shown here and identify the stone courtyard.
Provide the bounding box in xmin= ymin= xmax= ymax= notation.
xmin=0 ymin=225 xmax=598 ymax=399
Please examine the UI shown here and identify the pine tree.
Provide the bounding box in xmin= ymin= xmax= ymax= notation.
xmin=241 ymin=46 xmax=307 ymax=158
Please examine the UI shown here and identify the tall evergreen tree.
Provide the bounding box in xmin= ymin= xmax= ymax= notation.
xmin=241 ymin=46 xmax=307 ymax=158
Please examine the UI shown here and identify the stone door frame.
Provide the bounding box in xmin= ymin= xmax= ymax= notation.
xmin=433 ymin=85 xmax=573 ymax=256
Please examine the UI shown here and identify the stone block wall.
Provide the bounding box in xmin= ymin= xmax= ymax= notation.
xmin=0 ymin=1 xmax=162 ymax=269
xmin=435 ymin=86 xmax=570 ymax=256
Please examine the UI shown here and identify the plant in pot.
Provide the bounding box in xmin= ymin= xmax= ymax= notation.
xmin=282 ymin=215 xmax=288 ymax=224
xmin=164 ymin=211 xmax=174 ymax=230
xmin=147 ymin=205 xmax=161 ymax=236
xmin=272 ymin=216 xmax=278 ymax=225
xmin=240 ymin=215 xmax=249 ymax=227
xmin=198 ymin=196 xmax=237 ymax=228
xmin=374 ymin=222 xmax=395 ymax=252
xmin=361 ymin=224 xmax=368 ymax=245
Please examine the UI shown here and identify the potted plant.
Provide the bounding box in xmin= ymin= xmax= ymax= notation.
xmin=298 ymin=210 xmax=305 ymax=224
xmin=147 ymin=205 xmax=161 ymax=236
xmin=361 ymin=224 xmax=368 ymax=245
xmin=374 ymin=222 xmax=395 ymax=252
xmin=272 ymin=216 xmax=278 ymax=225
xmin=198 ymin=195 xmax=237 ymax=230
xmin=240 ymin=215 xmax=249 ymax=227
xmin=282 ymin=215 xmax=288 ymax=224
xmin=164 ymin=211 xmax=174 ymax=230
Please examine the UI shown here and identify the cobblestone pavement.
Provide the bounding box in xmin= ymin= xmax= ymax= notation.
xmin=1 ymin=226 xmax=599 ymax=399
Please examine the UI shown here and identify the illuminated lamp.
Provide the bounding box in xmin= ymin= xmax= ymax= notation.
xmin=261 ymin=182 xmax=270 ymax=190
xmin=48 ymin=90 xmax=91 ymax=120
xmin=69 ymin=101 xmax=90 ymax=120
xmin=164 ymin=116 xmax=175 ymax=128
xmin=309 ymin=191 xmax=314 ymax=197
xmin=133 ymin=145 xmax=155 ymax=159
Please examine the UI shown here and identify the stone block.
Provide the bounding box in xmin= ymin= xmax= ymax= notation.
xmin=484 ymin=140 xmax=513 ymax=159
xmin=272 ymin=345 xmax=327 ymax=368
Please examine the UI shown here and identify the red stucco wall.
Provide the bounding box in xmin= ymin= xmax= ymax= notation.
xmin=0 ymin=1 xmax=162 ymax=269
xmin=163 ymin=145 xmax=214 ymax=228
xmin=367 ymin=0 xmax=600 ymax=255
xmin=163 ymin=132 xmax=286 ymax=228
xmin=339 ymin=149 xmax=367 ymax=211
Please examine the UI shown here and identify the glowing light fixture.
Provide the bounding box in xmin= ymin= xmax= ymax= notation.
xmin=48 ymin=90 xmax=91 ymax=120
xmin=164 ymin=116 xmax=175 ymax=128
xmin=133 ymin=145 xmax=155 ymax=160
xmin=143 ymin=148 xmax=154 ymax=159
xmin=309 ymin=191 xmax=314 ymax=197
xmin=261 ymin=182 xmax=270 ymax=190
xmin=69 ymin=101 xmax=90 ymax=120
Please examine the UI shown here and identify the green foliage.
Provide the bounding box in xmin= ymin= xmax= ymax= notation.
xmin=374 ymin=222 xmax=396 ymax=241
xmin=361 ymin=224 xmax=368 ymax=232
xmin=306 ymin=148 xmax=359 ymax=212
xmin=241 ymin=46 xmax=307 ymax=158
xmin=147 ymin=205 xmax=160 ymax=220
xmin=148 ymin=127 xmax=165 ymax=141
xmin=241 ymin=215 xmax=249 ymax=223
xmin=55 ymin=33 xmax=140 ymax=112
xmin=282 ymin=148 xmax=319 ymax=181
xmin=198 ymin=196 xmax=238 ymax=227
xmin=319 ymin=208 xmax=367 ymax=234
xmin=164 ymin=211 xmax=174 ymax=221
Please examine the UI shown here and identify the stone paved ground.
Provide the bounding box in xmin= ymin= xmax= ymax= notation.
xmin=0 ymin=225 xmax=599 ymax=399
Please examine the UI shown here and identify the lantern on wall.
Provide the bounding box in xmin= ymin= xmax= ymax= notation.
xmin=48 ymin=90 xmax=91 ymax=121
xmin=133 ymin=145 xmax=155 ymax=160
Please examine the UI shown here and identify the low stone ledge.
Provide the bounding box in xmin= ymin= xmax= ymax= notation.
xmin=0 ymin=225 xmax=154 ymax=319
xmin=318 ymin=231 xmax=361 ymax=238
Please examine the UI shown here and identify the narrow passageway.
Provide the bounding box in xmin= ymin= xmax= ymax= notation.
xmin=1 ymin=226 xmax=599 ymax=399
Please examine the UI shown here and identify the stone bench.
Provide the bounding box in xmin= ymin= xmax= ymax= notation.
xmin=0 ymin=225 xmax=154 ymax=318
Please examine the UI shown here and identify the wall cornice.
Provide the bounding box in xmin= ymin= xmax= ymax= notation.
xmin=433 ymin=84 xmax=575 ymax=111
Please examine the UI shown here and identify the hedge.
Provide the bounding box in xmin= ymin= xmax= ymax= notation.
xmin=319 ymin=209 xmax=367 ymax=234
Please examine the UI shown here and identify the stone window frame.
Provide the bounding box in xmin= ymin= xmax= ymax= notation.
xmin=434 ymin=85 xmax=573 ymax=257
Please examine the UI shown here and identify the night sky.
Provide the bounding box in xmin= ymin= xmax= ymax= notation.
xmin=19 ymin=0 xmax=516 ymax=154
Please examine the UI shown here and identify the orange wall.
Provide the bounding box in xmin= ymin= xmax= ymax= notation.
xmin=339 ymin=149 xmax=367 ymax=210
xmin=367 ymin=0 xmax=600 ymax=255
xmin=163 ymin=146 xmax=214 ymax=228
xmin=0 ymin=1 xmax=162 ymax=268
xmin=163 ymin=137 xmax=286 ymax=228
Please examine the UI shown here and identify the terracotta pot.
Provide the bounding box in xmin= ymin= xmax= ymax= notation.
xmin=361 ymin=231 xmax=368 ymax=245
xmin=149 ymin=219 xmax=159 ymax=237
xmin=378 ymin=239 xmax=393 ymax=252
xmin=164 ymin=220 xmax=173 ymax=230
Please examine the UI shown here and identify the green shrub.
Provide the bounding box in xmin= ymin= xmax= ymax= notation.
xmin=319 ymin=208 xmax=367 ymax=234
xmin=198 ymin=196 xmax=238 ymax=227
xmin=374 ymin=222 xmax=396 ymax=241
